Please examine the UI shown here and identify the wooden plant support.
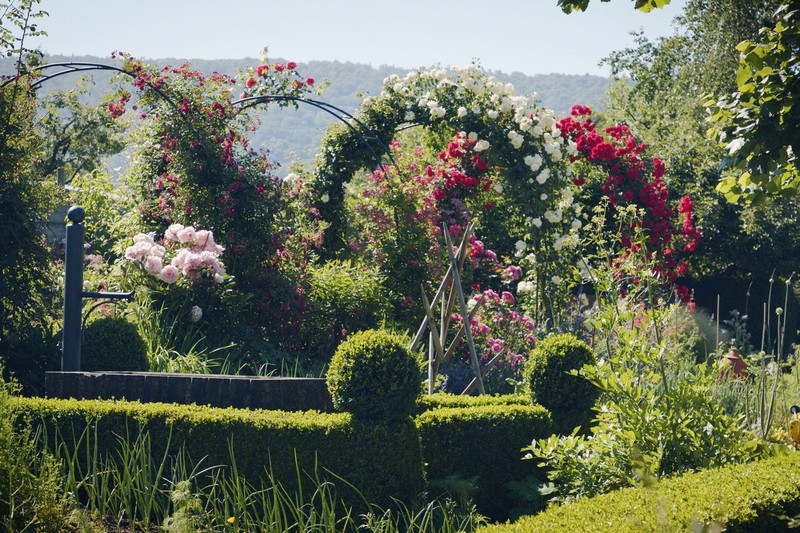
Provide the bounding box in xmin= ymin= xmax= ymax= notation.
xmin=410 ymin=222 xmax=486 ymax=395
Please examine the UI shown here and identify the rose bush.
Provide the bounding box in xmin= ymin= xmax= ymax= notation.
xmin=108 ymin=53 xmax=325 ymax=357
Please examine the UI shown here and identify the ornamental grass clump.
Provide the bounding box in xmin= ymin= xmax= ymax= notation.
xmin=326 ymin=329 xmax=421 ymax=421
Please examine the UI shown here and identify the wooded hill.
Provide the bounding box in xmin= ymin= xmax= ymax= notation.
xmin=1 ymin=54 xmax=610 ymax=171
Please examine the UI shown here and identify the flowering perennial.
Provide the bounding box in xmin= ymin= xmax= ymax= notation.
xmin=125 ymin=225 xmax=226 ymax=284
xmin=558 ymin=105 xmax=700 ymax=301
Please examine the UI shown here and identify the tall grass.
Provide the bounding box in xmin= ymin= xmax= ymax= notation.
xmin=39 ymin=420 xmax=485 ymax=532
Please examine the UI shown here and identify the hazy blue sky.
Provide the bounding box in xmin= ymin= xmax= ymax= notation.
xmin=27 ymin=0 xmax=689 ymax=76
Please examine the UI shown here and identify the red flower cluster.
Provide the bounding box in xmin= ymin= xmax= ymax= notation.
xmin=431 ymin=134 xmax=492 ymax=202
xmin=559 ymin=105 xmax=699 ymax=303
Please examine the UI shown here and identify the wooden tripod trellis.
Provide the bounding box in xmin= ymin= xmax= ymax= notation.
xmin=410 ymin=223 xmax=508 ymax=395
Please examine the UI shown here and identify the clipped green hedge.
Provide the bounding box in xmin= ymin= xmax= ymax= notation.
xmin=479 ymin=452 xmax=800 ymax=532
xmin=12 ymin=397 xmax=424 ymax=510
xmin=416 ymin=403 xmax=552 ymax=521
xmin=416 ymin=392 xmax=530 ymax=414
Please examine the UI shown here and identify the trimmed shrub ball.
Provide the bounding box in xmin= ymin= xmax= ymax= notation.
xmin=81 ymin=317 xmax=149 ymax=371
xmin=326 ymin=329 xmax=421 ymax=421
xmin=524 ymin=333 xmax=598 ymax=433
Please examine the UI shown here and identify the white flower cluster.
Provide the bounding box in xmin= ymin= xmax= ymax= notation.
xmin=378 ymin=64 xmax=585 ymax=241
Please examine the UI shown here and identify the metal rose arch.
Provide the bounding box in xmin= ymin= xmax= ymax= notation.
xmin=2 ymin=60 xmax=395 ymax=370
xmin=1 ymin=61 xmax=394 ymax=170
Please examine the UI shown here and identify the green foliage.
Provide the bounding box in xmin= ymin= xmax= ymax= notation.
xmin=17 ymin=395 xmax=426 ymax=512
xmin=480 ymin=451 xmax=800 ymax=533
xmin=0 ymin=374 xmax=66 ymax=532
xmin=37 ymin=82 xmax=126 ymax=181
xmin=557 ymin=0 xmax=672 ymax=13
xmin=81 ymin=316 xmax=148 ymax=371
xmin=68 ymin=170 xmax=135 ymax=261
xmin=708 ymin=3 xmax=800 ymax=203
xmin=0 ymin=0 xmax=46 ymax=69
xmin=0 ymin=65 xmax=59 ymax=394
xmin=303 ymin=259 xmax=391 ymax=359
xmin=415 ymin=392 xmax=529 ymax=414
xmin=416 ymin=404 xmax=552 ymax=521
xmin=326 ymin=329 xmax=422 ymax=420
xmin=524 ymin=333 xmax=598 ymax=432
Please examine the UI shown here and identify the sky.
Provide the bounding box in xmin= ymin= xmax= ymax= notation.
xmin=26 ymin=0 xmax=689 ymax=77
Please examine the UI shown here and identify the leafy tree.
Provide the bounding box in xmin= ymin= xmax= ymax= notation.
xmin=0 ymin=0 xmax=60 ymax=390
xmin=600 ymin=0 xmax=796 ymax=279
xmin=36 ymin=81 xmax=127 ymax=182
xmin=707 ymin=3 xmax=800 ymax=203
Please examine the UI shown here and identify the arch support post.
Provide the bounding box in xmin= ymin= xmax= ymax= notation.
xmin=61 ymin=206 xmax=86 ymax=371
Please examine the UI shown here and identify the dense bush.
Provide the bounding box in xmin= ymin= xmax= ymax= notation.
xmin=524 ymin=333 xmax=598 ymax=433
xmin=416 ymin=403 xmax=552 ymax=521
xmin=479 ymin=452 xmax=800 ymax=533
xmin=303 ymin=260 xmax=391 ymax=359
xmin=81 ymin=316 xmax=149 ymax=371
xmin=327 ymin=329 xmax=422 ymax=421
xmin=14 ymin=396 xmax=425 ymax=511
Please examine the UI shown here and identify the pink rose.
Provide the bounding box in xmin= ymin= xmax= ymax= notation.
xmin=160 ymin=265 xmax=180 ymax=283
xmin=144 ymin=255 xmax=163 ymax=275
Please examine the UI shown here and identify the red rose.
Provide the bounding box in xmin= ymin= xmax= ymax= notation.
xmin=305 ymin=77 xmax=315 ymax=86
xmin=245 ymin=77 xmax=256 ymax=88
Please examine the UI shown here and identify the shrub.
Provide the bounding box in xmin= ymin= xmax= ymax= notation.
xmin=82 ymin=317 xmax=148 ymax=371
xmin=304 ymin=260 xmax=390 ymax=359
xmin=416 ymin=403 xmax=552 ymax=521
xmin=524 ymin=333 xmax=598 ymax=433
xmin=415 ymin=392 xmax=529 ymax=415
xmin=479 ymin=451 xmax=800 ymax=533
xmin=14 ymin=396 xmax=425 ymax=512
xmin=327 ymin=329 xmax=421 ymax=421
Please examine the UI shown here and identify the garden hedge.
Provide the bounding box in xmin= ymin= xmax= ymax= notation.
xmin=415 ymin=392 xmax=530 ymax=414
xmin=416 ymin=403 xmax=552 ymax=521
xmin=12 ymin=397 xmax=425 ymax=510
xmin=479 ymin=451 xmax=800 ymax=532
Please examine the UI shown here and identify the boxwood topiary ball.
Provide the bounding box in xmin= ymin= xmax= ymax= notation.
xmin=82 ymin=317 xmax=149 ymax=372
xmin=326 ymin=329 xmax=421 ymax=421
xmin=524 ymin=332 xmax=598 ymax=417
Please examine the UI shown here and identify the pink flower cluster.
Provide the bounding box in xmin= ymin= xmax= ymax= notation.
xmin=124 ymin=224 xmax=226 ymax=284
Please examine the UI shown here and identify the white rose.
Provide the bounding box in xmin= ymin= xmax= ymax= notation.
xmin=474 ymin=140 xmax=490 ymax=152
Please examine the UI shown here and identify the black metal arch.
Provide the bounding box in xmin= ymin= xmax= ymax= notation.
xmin=1 ymin=61 xmax=393 ymax=171
xmin=232 ymin=94 xmax=396 ymax=170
